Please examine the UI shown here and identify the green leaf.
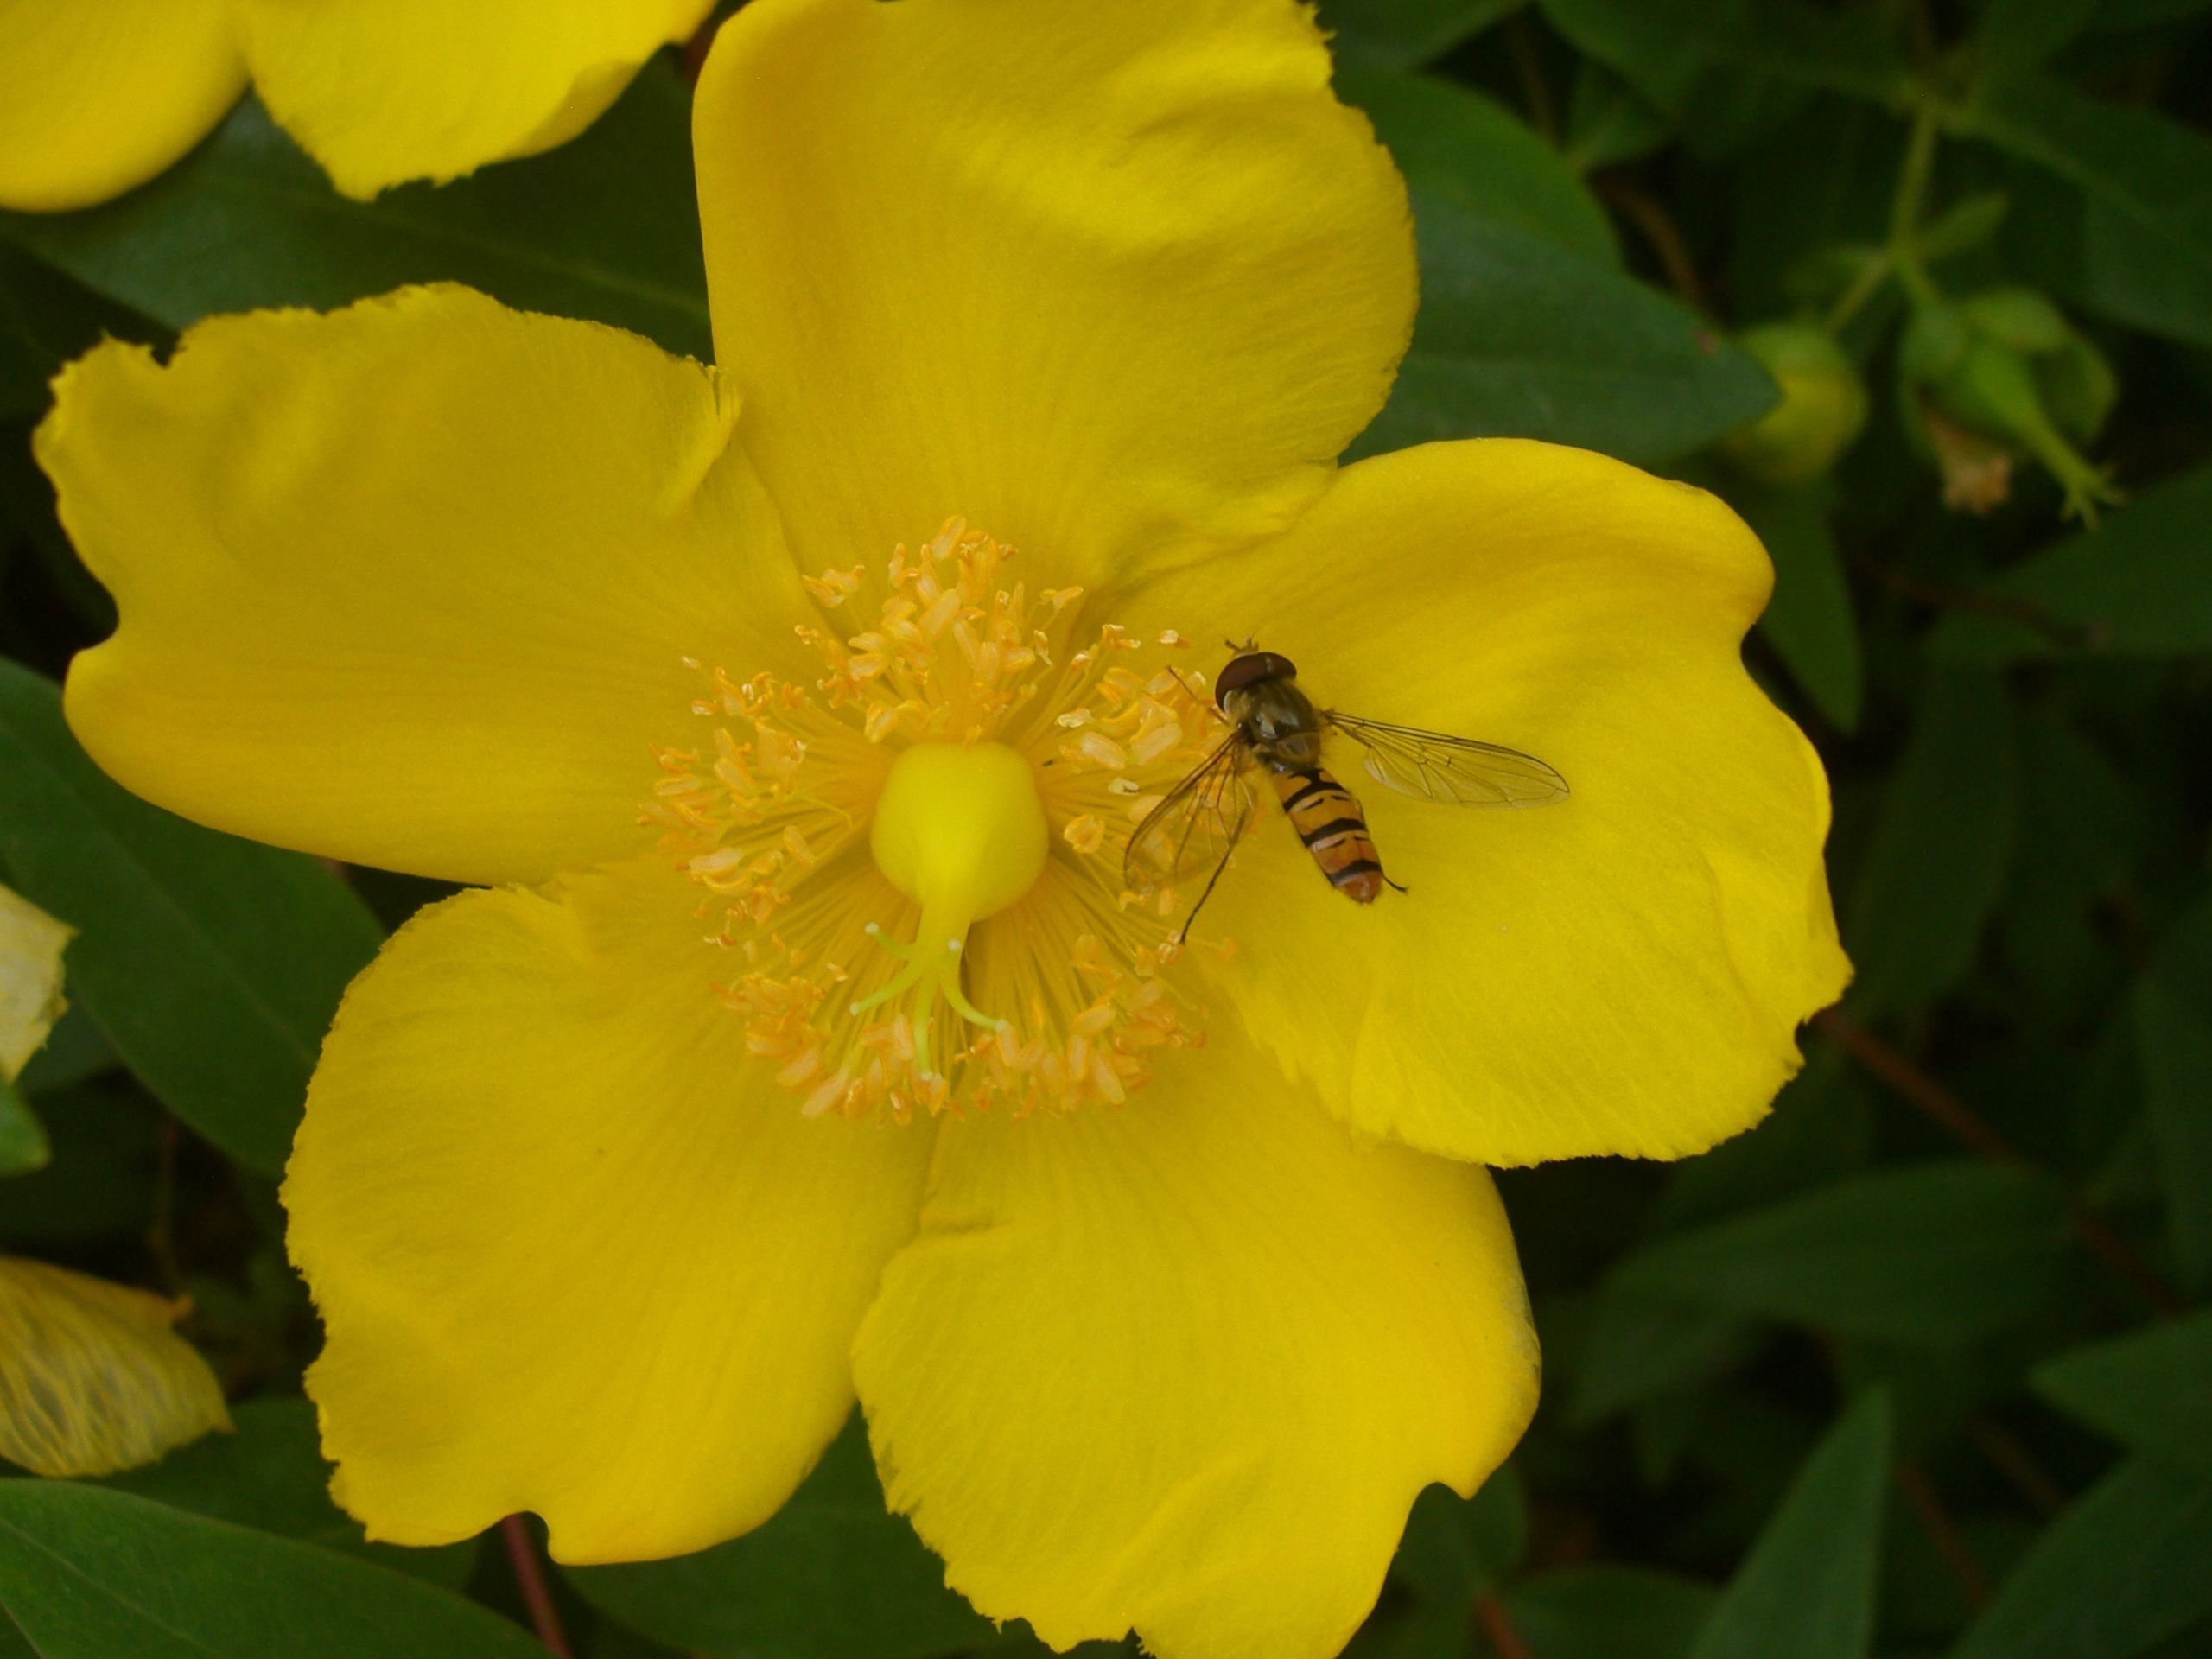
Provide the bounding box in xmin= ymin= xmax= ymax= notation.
xmin=1344 ymin=1471 xmax=1525 ymax=1659
xmin=0 ymin=1480 xmax=543 ymax=1658
xmin=2033 ymin=1312 xmax=2212 ymax=1482
xmin=0 ymin=67 xmax=708 ymax=358
xmin=0 ymin=1080 xmax=47 ymax=1177
xmin=0 ymin=435 xmax=111 ymax=638
xmin=1316 ymin=0 xmax=1522 ymax=69
xmin=1986 ymin=153 xmax=2212 ymax=350
xmin=1567 ymin=1294 xmax=1757 ymax=1424
xmin=1648 ymin=1048 xmax=1872 ymax=1233
xmin=1336 ymin=70 xmax=1618 ymax=264
xmin=1954 ymin=1459 xmax=2212 ymax=1659
xmin=2079 ymin=190 xmax=2212 ymax=348
xmin=0 ymin=247 xmax=158 ymax=423
xmin=2132 ymin=899 xmax=2212 ymax=1292
xmin=1957 ymin=70 xmax=2212 ymax=348
xmin=1398 ymin=1469 xmax=1529 ymax=1602
xmin=0 ymin=660 xmax=383 ymax=1175
xmin=11 ymin=1004 xmax=112 ymax=1098
xmin=1353 ymin=189 xmax=1775 ymax=464
xmin=2089 ymin=0 xmax=2212 ymax=25
xmin=1537 ymin=0 xmax=1905 ymax=152
xmin=1928 ymin=467 xmax=2212 ymax=661
xmin=567 ymin=1413 xmax=996 ymax=1659
xmin=2088 ymin=0 xmax=2212 ymax=22
xmin=1842 ymin=669 xmax=2018 ymax=1018
xmin=1609 ymin=1162 xmax=2071 ymax=1344
xmin=1503 ymin=1566 xmax=1716 ymax=1659
xmin=1563 ymin=61 xmax=1671 ymax=173
xmin=1687 ymin=1391 xmax=1891 ymax=1659
xmin=1976 ymin=0 xmax=2101 ymax=69
xmin=2000 ymin=711 xmax=2145 ymax=1013
xmin=0 ymin=1081 xmax=156 ymax=1243
xmin=1916 ymin=191 xmax=2013 ymax=264
xmin=1733 ymin=480 xmax=1863 ymax=730
xmin=99 ymin=1399 xmax=478 ymax=1589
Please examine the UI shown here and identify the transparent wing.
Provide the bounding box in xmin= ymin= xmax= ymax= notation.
xmin=1325 ymin=712 xmax=1569 ymax=807
xmin=1123 ymin=734 xmax=1259 ymax=893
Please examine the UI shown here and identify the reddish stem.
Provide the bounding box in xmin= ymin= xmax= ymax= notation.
xmin=1895 ymin=1462 xmax=1992 ymax=1610
xmin=500 ymin=1514 xmax=572 ymax=1658
xmin=1967 ymin=1414 xmax=2069 ymax=1517
xmin=1598 ymin=175 xmax=1711 ymax=313
xmin=1477 ymin=1594 xmax=1535 ymax=1659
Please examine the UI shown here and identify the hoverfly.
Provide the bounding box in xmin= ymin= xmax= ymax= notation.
xmin=1126 ymin=645 xmax=1567 ymax=938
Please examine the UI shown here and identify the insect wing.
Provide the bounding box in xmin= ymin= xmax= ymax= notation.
xmin=1123 ymin=734 xmax=1258 ymax=892
xmin=1325 ymin=712 xmax=1568 ymax=806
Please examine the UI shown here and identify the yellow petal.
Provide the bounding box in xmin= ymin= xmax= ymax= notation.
xmin=852 ymin=1032 xmax=1536 ymax=1659
xmin=0 ymin=1256 xmax=231 ymax=1478
xmin=693 ymin=0 xmax=1414 ymax=589
xmin=286 ymin=858 xmax=934 ymax=1561
xmin=41 ymin=284 xmax=817 ymax=887
xmin=0 ymin=882 xmax=72 ymax=1081
xmin=0 ymin=0 xmax=243 ymax=213
xmin=233 ymin=0 xmax=714 ymax=199
xmin=1121 ymin=441 xmax=1850 ymax=1165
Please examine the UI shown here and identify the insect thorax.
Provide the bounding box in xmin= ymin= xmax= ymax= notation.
xmin=1225 ymin=676 xmax=1325 ymax=769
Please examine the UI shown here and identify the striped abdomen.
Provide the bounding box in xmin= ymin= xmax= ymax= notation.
xmin=1272 ymin=765 xmax=1388 ymax=903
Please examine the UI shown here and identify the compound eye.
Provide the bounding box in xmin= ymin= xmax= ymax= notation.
xmin=1212 ymin=650 xmax=1298 ymax=708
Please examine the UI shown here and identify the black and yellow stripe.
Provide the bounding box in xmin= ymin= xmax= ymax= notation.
xmin=1270 ymin=766 xmax=1389 ymax=900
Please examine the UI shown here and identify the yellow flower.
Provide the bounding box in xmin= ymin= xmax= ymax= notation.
xmin=0 ymin=1257 xmax=232 ymax=1478
xmin=0 ymin=0 xmax=712 ymax=211
xmin=0 ymin=886 xmax=230 ymax=1478
xmin=33 ymin=0 xmax=1848 ymax=1652
xmin=0 ymin=880 xmax=72 ymax=1084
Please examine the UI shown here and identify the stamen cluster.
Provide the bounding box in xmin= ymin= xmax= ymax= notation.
xmin=645 ymin=521 xmax=1225 ymax=1122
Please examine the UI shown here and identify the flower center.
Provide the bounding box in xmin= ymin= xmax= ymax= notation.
xmin=649 ymin=519 xmax=1221 ymax=1122
xmin=855 ymin=741 xmax=1048 ymax=1082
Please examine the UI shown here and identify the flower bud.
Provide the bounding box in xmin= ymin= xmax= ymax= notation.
xmin=1716 ymin=322 xmax=1870 ymax=484
xmin=1898 ymin=287 xmax=2120 ymax=520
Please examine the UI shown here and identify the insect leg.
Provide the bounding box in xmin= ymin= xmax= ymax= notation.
xmin=1173 ymin=793 xmax=1255 ymax=945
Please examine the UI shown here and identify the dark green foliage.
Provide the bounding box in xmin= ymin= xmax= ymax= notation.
xmin=0 ymin=660 xmax=381 ymax=1175
xmin=1735 ymin=480 xmax=1865 ymax=730
xmin=0 ymin=1483 xmax=545 ymax=1658
xmin=1501 ymin=1567 xmax=1714 ymax=1659
xmin=567 ymin=1415 xmax=1001 ymax=1659
xmin=2033 ymin=1312 xmax=2212 ymax=1480
xmin=1958 ymin=70 xmax=2212 ymax=347
xmin=1611 ymin=1162 xmax=2073 ymax=1344
xmin=1927 ymin=465 xmax=2212 ymax=660
xmin=0 ymin=70 xmax=709 ymax=363
xmin=2 ymin=7 xmax=2209 ymax=1658
xmin=2134 ymin=902 xmax=2212 ymax=1292
xmin=1319 ymin=0 xmax=1529 ymax=72
xmin=1843 ymin=669 xmax=2020 ymax=1017
xmin=99 ymin=1400 xmax=479 ymax=1589
xmin=1354 ymin=187 xmax=1779 ymax=462
xmin=1949 ymin=1459 xmax=2212 ymax=1659
xmin=1687 ymin=1392 xmax=1890 ymax=1659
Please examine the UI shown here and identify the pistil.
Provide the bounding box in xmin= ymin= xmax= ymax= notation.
xmin=853 ymin=741 xmax=1048 ymax=1079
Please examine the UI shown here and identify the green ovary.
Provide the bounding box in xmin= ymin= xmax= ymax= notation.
xmin=856 ymin=741 xmax=1051 ymax=1078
